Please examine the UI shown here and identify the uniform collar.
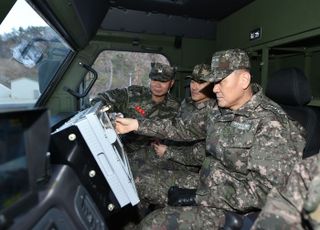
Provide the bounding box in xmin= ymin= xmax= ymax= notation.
xmin=150 ymin=90 xmax=171 ymax=106
xmin=186 ymin=97 xmax=215 ymax=110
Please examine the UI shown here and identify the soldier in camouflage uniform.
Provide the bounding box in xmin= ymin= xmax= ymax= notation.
xmin=91 ymin=61 xmax=179 ymax=152
xmin=134 ymin=64 xmax=216 ymax=207
xmin=115 ymin=49 xmax=306 ymax=229
xmin=252 ymin=153 xmax=320 ymax=229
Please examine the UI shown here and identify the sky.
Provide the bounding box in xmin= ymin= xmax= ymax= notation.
xmin=0 ymin=0 xmax=47 ymax=35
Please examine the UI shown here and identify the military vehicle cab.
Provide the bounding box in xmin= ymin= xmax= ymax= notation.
xmin=1 ymin=0 xmax=320 ymax=229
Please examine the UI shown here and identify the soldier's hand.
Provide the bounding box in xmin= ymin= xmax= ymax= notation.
xmin=115 ymin=117 xmax=139 ymax=134
xmin=167 ymin=186 xmax=197 ymax=206
xmin=153 ymin=143 xmax=167 ymax=157
xmin=304 ymin=173 xmax=320 ymax=215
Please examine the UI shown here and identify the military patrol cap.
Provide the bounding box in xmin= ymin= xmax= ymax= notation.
xmin=149 ymin=62 xmax=175 ymax=82
xmin=201 ymin=48 xmax=251 ymax=83
xmin=186 ymin=64 xmax=210 ymax=82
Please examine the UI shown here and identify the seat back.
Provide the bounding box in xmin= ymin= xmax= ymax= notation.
xmin=266 ymin=67 xmax=320 ymax=158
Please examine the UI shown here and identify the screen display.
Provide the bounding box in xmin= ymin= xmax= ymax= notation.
xmin=0 ymin=118 xmax=29 ymax=211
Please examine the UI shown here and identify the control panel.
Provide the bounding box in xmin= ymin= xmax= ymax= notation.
xmin=51 ymin=102 xmax=139 ymax=211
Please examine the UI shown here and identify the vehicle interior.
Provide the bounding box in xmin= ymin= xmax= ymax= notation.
xmin=1 ymin=0 xmax=320 ymax=229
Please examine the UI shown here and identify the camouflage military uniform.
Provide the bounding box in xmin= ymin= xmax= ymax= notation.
xmin=252 ymin=153 xmax=320 ymax=230
xmin=133 ymin=64 xmax=215 ymax=207
xmin=161 ymin=97 xmax=209 ymax=168
xmin=133 ymin=49 xmax=306 ymax=229
xmin=91 ymin=63 xmax=180 ymax=154
xmin=91 ymin=63 xmax=180 ymax=196
xmin=135 ymin=98 xmax=216 ymax=207
xmin=136 ymin=83 xmax=305 ymax=229
xmin=152 ymin=63 xmax=213 ymax=170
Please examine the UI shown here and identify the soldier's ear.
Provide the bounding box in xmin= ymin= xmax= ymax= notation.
xmin=170 ymin=80 xmax=175 ymax=88
xmin=240 ymin=71 xmax=251 ymax=90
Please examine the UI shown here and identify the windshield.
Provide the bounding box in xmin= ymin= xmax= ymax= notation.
xmin=0 ymin=0 xmax=73 ymax=109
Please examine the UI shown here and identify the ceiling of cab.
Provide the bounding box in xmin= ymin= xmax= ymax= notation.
xmin=108 ymin=0 xmax=255 ymax=21
xmin=101 ymin=0 xmax=255 ymax=40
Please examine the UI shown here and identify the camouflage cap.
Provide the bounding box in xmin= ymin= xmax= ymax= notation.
xmin=201 ymin=48 xmax=251 ymax=83
xmin=186 ymin=64 xmax=211 ymax=82
xmin=149 ymin=62 xmax=175 ymax=82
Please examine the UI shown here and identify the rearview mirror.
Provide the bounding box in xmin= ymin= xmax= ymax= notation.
xmin=12 ymin=38 xmax=48 ymax=68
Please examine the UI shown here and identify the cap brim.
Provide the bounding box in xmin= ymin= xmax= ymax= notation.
xmin=149 ymin=74 xmax=172 ymax=82
xmin=200 ymin=69 xmax=233 ymax=83
xmin=185 ymin=75 xmax=207 ymax=83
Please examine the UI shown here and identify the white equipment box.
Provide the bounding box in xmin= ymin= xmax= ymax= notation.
xmin=52 ymin=102 xmax=139 ymax=207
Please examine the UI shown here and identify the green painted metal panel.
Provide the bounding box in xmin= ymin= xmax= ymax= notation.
xmin=217 ymin=0 xmax=320 ymax=49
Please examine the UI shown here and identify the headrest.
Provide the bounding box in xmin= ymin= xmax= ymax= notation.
xmin=266 ymin=67 xmax=312 ymax=106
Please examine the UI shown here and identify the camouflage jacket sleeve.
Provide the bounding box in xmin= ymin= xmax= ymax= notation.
xmin=252 ymin=154 xmax=320 ymax=230
xmin=195 ymin=113 xmax=305 ymax=211
xmin=90 ymin=87 xmax=129 ymax=112
xmin=136 ymin=106 xmax=217 ymax=141
xmin=163 ymin=141 xmax=206 ymax=166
